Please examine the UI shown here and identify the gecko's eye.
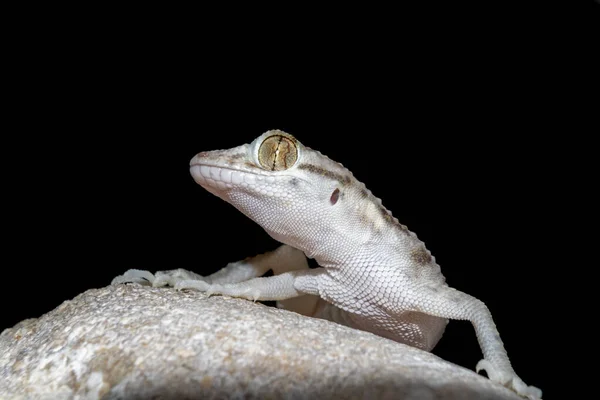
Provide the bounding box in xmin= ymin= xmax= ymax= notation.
xmin=258 ymin=135 xmax=298 ymax=171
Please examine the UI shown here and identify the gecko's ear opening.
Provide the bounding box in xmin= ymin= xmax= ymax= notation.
xmin=257 ymin=133 xmax=298 ymax=171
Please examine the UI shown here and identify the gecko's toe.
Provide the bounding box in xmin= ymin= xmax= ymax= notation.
xmin=174 ymin=279 xmax=210 ymax=292
xmin=153 ymin=273 xmax=175 ymax=287
xmin=510 ymin=376 xmax=542 ymax=400
xmin=476 ymin=360 xmax=510 ymax=384
xmin=111 ymin=269 xmax=155 ymax=286
xmin=153 ymin=269 xmax=207 ymax=287
xmin=247 ymin=289 xmax=261 ymax=302
xmin=476 ymin=359 xmax=542 ymax=399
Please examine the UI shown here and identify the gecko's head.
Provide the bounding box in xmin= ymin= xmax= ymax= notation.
xmin=189 ymin=130 xmax=367 ymax=256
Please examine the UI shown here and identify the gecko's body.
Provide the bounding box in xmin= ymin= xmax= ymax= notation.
xmin=113 ymin=130 xmax=541 ymax=399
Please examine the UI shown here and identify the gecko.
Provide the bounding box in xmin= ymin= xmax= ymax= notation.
xmin=113 ymin=130 xmax=542 ymax=399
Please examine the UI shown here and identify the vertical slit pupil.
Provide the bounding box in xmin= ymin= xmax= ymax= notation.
xmin=271 ymin=136 xmax=283 ymax=171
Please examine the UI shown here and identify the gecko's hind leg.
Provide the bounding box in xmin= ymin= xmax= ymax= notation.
xmin=408 ymin=284 xmax=542 ymax=399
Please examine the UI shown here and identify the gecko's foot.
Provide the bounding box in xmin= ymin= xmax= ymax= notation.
xmin=174 ymin=279 xmax=210 ymax=292
xmin=111 ymin=269 xmax=207 ymax=288
xmin=476 ymin=359 xmax=542 ymax=400
xmin=153 ymin=269 xmax=207 ymax=287
xmin=111 ymin=269 xmax=156 ymax=286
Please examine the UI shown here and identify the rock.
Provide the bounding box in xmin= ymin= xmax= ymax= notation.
xmin=0 ymin=284 xmax=521 ymax=400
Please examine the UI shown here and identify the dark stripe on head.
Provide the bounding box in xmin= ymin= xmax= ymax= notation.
xmin=228 ymin=153 xmax=245 ymax=160
xmin=297 ymin=163 xmax=352 ymax=186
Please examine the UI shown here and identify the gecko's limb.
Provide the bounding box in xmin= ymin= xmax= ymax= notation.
xmin=411 ymin=285 xmax=542 ymax=400
xmin=176 ymin=268 xmax=324 ymax=301
xmin=204 ymin=244 xmax=310 ymax=285
xmin=111 ymin=268 xmax=204 ymax=287
xmin=112 ymin=245 xmax=309 ymax=286
xmin=111 ymin=245 xmax=305 ymax=287
xmin=111 ymin=245 xmax=320 ymax=315
xmin=111 ymin=269 xmax=156 ymax=285
xmin=174 ymin=245 xmax=321 ymax=315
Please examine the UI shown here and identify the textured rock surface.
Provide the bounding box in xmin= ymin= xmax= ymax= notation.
xmin=0 ymin=284 xmax=522 ymax=400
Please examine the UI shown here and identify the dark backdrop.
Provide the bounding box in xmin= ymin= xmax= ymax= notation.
xmin=2 ymin=5 xmax=587 ymax=398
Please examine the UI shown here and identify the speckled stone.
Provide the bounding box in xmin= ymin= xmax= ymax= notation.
xmin=0 ymin=285 xmax=521 ymax=400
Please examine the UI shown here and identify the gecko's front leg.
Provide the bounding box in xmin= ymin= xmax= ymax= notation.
xmin=176 ymin=268 xmax=324 ymax=302
xmin=112 ymin=244 xmax=305 ymax=288
xmin=111 ymin=244 xmax=323 ymax=306
xmin=113 ymin=264 xmax=324 ymax=302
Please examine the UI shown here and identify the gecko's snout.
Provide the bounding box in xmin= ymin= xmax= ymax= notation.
xmin=189 ymin=151 xmax=210 ymax=167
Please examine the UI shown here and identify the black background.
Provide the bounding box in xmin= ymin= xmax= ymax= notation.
xmin=3 ymin=4 xmax=594 ymax=398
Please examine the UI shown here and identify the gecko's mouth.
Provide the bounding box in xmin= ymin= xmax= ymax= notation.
xmin=190 ymin=164 xmax=270 ymax=191
xmin=191 ymin=164 xmax=245 ymax=191
xmin=190 ymin=163 xmax=304 ymax=197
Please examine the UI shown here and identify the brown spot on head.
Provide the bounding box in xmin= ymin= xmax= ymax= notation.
xmin=227 ymin=153 xmax=244 ymax=161
xmin=411 ymin=246 xmax=432 ymax=265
